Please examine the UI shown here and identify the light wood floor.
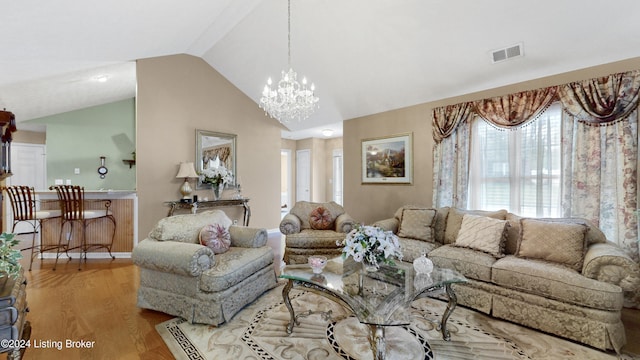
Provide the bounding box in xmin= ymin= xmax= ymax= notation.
xmin=13 ymin=247 xmax=640 ymax=359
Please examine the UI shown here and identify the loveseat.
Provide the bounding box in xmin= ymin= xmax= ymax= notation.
xmin=132 ymin=210 xmax=277 ymax=326
xmin=280 ymin=201 xmax=356 ymax=264
xmin=374 ymin=205 xmax=640 ymax=353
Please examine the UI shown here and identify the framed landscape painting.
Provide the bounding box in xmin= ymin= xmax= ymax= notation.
xmin=361 ymin=133 xmax=412 ymax=184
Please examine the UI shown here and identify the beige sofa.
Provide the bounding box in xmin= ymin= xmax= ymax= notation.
xmin=280 ymin=201 xmax=356 ymax=264
xmin=132 ymin=210 xmax=277 ymax=326
xmin=374 ymin=205 xmax=640 ymax=353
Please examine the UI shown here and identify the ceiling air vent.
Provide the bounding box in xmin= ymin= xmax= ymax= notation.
xmin=491 ymin=43 xmax=523 ymax=64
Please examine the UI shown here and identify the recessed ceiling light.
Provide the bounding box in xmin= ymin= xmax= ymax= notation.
xmin=322 ymin=129 xmax=334 ymax=137
xmin=93 ymin=75 xmax=109 ymax=83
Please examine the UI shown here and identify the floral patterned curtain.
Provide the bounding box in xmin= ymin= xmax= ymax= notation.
xmin=432 ymin=103 xmax=473 ymax=143
xmin=432 ymin=121 xmax=470 ymax=208
xmin=432 ymin=103 xmax=473 ymax=208
xmin=558 ymin=71 xmax=640 ymax=263
xmin=472 ymin=87 xmax=558 ymax=128
xmin=559 ymin=70 xmax=640 ymax=125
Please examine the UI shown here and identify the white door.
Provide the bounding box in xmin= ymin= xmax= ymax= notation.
xmin=332 ymin=149 xmax=343 ymax=205
xmin=5 ymin=143 xmax=47 ymax=234
xmin=296 ymin=149 xmax=311 ymax=202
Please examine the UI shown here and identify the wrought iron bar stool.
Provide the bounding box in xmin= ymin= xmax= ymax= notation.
xmin=49 ymin=185 xmax=116 ymax=270
xmin=1 ymin=185 xmax=62 ymax=270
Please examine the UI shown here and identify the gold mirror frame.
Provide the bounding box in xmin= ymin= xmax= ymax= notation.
xmin=195 ymin=129 xmax=237 ymax=189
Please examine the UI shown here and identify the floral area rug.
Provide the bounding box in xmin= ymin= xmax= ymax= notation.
xmin=156 ymin=284 xmax=638 ymax=360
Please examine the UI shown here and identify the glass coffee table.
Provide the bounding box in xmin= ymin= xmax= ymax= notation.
xmin=280 ymin=257 xmax=467 ymax=360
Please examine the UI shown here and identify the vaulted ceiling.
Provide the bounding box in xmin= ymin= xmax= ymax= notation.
xmin=2 ymin=0 xmax=640 ymax=139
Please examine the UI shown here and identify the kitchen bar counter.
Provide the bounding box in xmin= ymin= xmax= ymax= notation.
xmin=36 ymin=190 xmax=138 ymax=256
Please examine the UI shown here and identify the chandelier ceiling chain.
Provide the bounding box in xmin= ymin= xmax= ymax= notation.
xmin=259 ymin=0 xmax=319 ymax=124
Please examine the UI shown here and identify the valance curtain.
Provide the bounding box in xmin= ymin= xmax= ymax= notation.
xmin=432 ymin=70 xmax=640 ymax=264
xmin=472 ymin=87 xmax=558 ymax=128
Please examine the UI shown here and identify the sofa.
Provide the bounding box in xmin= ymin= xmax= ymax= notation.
xmin=374 ymin=205 xmax=640 ymax=353
xmin=280 ymin=201 xmax=356 ymax=264
xmin=132 ymin=210 xmax=277 ymax=326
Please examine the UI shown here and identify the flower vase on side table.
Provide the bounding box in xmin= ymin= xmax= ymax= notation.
xmin=212 ymin=183 xmax=224 ymax=201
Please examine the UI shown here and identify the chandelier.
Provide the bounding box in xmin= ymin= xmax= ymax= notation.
xmin=259 ymin=0 xmax=319 ymax=123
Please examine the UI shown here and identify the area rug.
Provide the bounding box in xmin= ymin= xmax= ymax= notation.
xmin=157 ymin=284 xmax=638 ymax=360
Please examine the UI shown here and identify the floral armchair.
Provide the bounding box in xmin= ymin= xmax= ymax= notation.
xmin=132 ymin=210 xmax=277 ymax=326
xmin=279 ymin=201 xmax=356 ymax=264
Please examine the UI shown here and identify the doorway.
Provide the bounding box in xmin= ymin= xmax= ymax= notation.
xmin=4 ymin=143 xmax=47 ymax=234
xmin=296 ymin=149 xmax=311 ymax=202
xmin=280 ymin=149 xmax=292 ymax=217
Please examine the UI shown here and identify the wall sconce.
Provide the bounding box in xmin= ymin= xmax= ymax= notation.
xmin=176 ymin=162 xmax=198 ymax=199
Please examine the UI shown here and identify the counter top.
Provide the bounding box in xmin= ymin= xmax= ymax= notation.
xmin=36 ymin=190 xmax=137 ymax=199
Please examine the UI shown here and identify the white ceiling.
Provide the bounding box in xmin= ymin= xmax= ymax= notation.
xmin=2 ymin=0 xmax=640 ymax=139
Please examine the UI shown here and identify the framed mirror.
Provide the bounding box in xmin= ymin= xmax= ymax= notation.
xmin=195 ymin=129 xmax=237 ymax=189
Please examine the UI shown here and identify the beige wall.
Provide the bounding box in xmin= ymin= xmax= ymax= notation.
xmin=344 ymin=56 xmax=640 ymax=225
xmin=136 ymin=54 xmax=282 ymax=240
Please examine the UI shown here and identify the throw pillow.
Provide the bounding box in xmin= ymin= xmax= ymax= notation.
xmin=199 ymin=224 xmax=231 ymax=254
xmin=444 ymin=208 xmax=508 ymax=245
xmin=397 ymin=208 xmax=437 ymax=242
xmin=454 ymin=214 xmax=507 ymax=257
xmin=516 ymin=218 xmax=588 ymax=271
xmin=309 ymin=206 xmax=334 ymax=230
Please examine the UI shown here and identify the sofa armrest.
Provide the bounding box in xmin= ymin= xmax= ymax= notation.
xmin=132 ymin=238 xmax=215 ymax=277
xmin=335 ymin=213 xmax=356 ymax=233
xmin=229 ymin=225 xmax=268 ymax=248
xmin=582 ymin=242 xmax=640 ymax=292
xmin=280 ymin=213 xmax=301 ymax=234
xmin=372 ymin=218 xmax=399 ymax=233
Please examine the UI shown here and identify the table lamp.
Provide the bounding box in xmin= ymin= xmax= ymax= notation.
xmin=176 ymin=162 xmax=198 ymax=199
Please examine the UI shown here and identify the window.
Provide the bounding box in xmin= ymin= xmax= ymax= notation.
xmin=468 ymin=102 xmax=562 ymax=217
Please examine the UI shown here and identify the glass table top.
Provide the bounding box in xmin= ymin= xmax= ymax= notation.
xmin=280 ymin=257 xmax=467 ymax=326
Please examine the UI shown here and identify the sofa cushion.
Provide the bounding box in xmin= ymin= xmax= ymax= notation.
xmin=444 ymin=208 xmax=507 ymax=245
xmin=492 ymin=256 xmax=624 ymax=311
xmin=429 ymin=244 xmax=497 ymax=282
xmin=309 ymin=206 xmax=334 ymax=230
xmin=397 ymin=208 xmax=436 ymax=242
xmin=200 ymin=246 xmax=273 ymax=292
xmin=149 ymin=210 xmax=233 ymax=244
xmin=454 ymin=214 xmax=507 ymax=257
xmin=286 ymin=229 xmax=346 ymax=249
xmin=397 ymin=237 xmax=441 ymax=262
xmin=506 ymin=215 xmax=607 ymax=256
xmin=199 ymin=224 xmax=231 ymax=254
xmin=517 ymin=218 xmax=588 ymax=271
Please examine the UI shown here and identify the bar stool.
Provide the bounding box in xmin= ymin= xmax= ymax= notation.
xmin=1 ymin=185 xmax=62 ymax=271
xmin=49 ymin=185 xmax=116 ymax=270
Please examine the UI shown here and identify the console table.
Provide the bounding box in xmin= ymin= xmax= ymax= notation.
xmin=165 ymin=198 xmax=251 ymax=226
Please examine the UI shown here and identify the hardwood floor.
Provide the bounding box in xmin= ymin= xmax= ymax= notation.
xmin=13 ymin=245 xmax=640 ymax=359
xmin=18 ymin=258 xmax=174 ymax=360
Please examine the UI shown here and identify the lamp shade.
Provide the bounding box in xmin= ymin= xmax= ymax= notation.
xmin=176 ymin=162 xmax=198 ymax=178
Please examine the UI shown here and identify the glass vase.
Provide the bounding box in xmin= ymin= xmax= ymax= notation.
xmin=362 ymin=258 xmax=379 ymax=272
xmin=212 ymin=183 xmax=224 ymax=201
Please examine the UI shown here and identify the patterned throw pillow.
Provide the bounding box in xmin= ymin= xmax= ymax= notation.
xmin=397 ymin=208 xmax=437 ymax=242
xmin=309 ymin=206 xmax=334 ymax=230
xmin=199 ymin=224 xmax=231 ymax=254
xmin=516 ymin=218 xmax=588 ymax=271
xmin=454 ymin=214 xmax=507 ymax=257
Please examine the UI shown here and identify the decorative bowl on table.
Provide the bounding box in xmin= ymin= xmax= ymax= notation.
xmin=308 ymin=256 xmax=328 ymax=274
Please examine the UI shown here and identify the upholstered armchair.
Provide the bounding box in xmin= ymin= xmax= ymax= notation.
xmin=132 ymin=210 xmax=277 ymax=326
xmin=280 ymin=201 xmax=356 ymax=264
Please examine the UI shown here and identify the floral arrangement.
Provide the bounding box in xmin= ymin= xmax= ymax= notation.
xmin=337 ymin=224 xmax=402 ymax=269
xmin=0 ymin=233 xmax=22 ymax=279
xmin=199 ymin=164 xmax=233 ymax=187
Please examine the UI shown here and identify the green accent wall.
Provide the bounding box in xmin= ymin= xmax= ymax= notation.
xmin=26 ymin=98 xmax=136 ymax=190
